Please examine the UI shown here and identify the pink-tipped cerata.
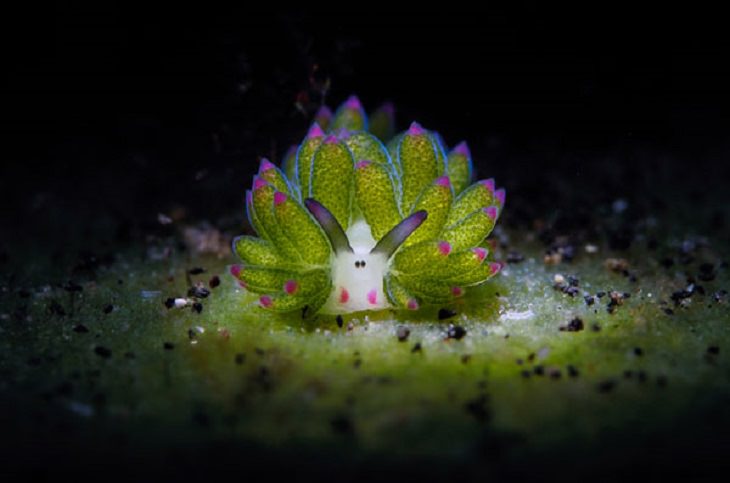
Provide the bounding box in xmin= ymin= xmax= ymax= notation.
xmin=407 ymin=121 xmax=425 ymax=136
xmin=273 ymin=191 xmax=287 ymax=206
xmin=453 ymin=141 xmax=470 ymax=157
xmin=473 ymin=247 xmax=487 ymax=262
xmin=480 ymin=178 xmax=495 ymax=192
xmin=307 ymin=122 xmax=325 ymax=138
xmin=434 ymin=176 xmax=451 ymax=188
xmin=438 ymin=241 xmax=452 ymax=256
xmin=284 ymin=280 xmax=299 ymax=295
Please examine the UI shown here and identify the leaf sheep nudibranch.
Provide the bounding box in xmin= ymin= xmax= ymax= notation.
xmin=232 ymin=96 xmax=505 ymax=316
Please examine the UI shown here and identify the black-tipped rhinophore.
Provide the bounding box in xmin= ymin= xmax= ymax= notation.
xmin=370 ymin=210 xmax=428 ymax=258
xmin=304 ymin=198 xmax=354 ymax=254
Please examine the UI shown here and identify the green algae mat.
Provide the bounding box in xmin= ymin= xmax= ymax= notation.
xmin=2 ymin=198 xmax=729 ymax=479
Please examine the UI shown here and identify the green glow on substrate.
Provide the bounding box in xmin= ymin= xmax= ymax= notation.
xmin=2 ymin=227 xmax=728 ymax=474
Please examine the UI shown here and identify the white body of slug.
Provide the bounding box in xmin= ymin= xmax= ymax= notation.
xmin=323 ymin=219 xmax=391 ymax=313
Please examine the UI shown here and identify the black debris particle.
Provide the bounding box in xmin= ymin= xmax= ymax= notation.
xmin=664 ymin=308 xmax=675 ymax=315
xmin=515 ymin=358 xmax=524 ymax=365
xmin=73 ymin=324 xmax=89 ymax=333
xmin=623 ymin=370 xmax=633 ymax=379
xmin=188 ymin=267 xmax=206 ymax=275
xmin=584 ymin=295 xmax=595 ymax=306
xmin=187 ymin=329 xmax=197 ymax=340
xmin=713 ymin=290 xmax=727 ymax=303
xmin=596 ymin=291 xmax=606 ymax=298
xmin=637 ymin=371 xmax=648 ymax=383
xmin=446 ymin=324 xmax=467 ymax=340
xmin=671 ymin=288 xmax=693 ymax=304
xmin=590 ymin=323 xmax=601 ymax=332
xmin=633 ymin=347 xmax=643 ymax=356
xmin=698 ymin=263 xmax=716 ymax=282
xmin=606 ymin=291 xmax=627 ymax=313
xmin=64 ymin=281 xmax=83 ymax=293
xmin=567 ymin=365 xmax=579 ymax=377
xmin=209 ymin=275 xmax=221 ymax=288
xmin=506 ymin=251 xmax=525 ymax=264
xmin=597 ymin=380 xmax=616 ymax=393
xmin=164 ymin=298 xmax=175 ymax=309
xmin=521 ymin=370 xmax=531 ymax=379
xmin=163 ymin=342 xmax=175 ymax=350
xmin=353 ymin=357 xmax=362 ymax=369
xmin=461 ymin=354 xmax=472 ymax=364
xmin=192 ymin=410 xmax=209 ymax=427
xmin=527 ymin=352 xmax=536 ymax=363
xmin=94 ymin=346 xmax=112 ymax=359
xmin=660 ymin=257 xmax=674 ymax=269
xmin=49 ymin=301 xmax=66 ymax=316
xmin=103 ymin=304 xmax=114 ymax=314
xmin=336 ymin=315 xmax=343 ymax=328
xmin=396 ymin=325 xmax=410 ymax=342
xmin=438 ymin=308 xmax=457 ymax=320
xmin=330 ymin=415 xmax=354 ymax=435
xmin=548 ymin=368 xmax=562 ymax=379
xmin=533 ymin=365 xmax=544 ymax=376
xmin=192 ymin=302 xmax=203 ymax=313
xmin=188 ymin=285 xmax=211 ymax=299
xmin=707 ymin=346 xmax=720 ymax=355
xmin=235 ymin=353 xmax=246 ymax=365
xmin=255 ymin=347 xmax=266 ymax=356
xmin=411 ymin=342 xmax=422 ymax=353
xmin=559 ymin=317 xmax=584 ymax=332
xmin=552 ymin=273 xmax=581 ymax=297
xmin=464 ymin=395 xmax=490 ymax=422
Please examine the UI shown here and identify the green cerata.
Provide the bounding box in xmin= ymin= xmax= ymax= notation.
xmin=231 ymin=96 xmax=505 ymax=316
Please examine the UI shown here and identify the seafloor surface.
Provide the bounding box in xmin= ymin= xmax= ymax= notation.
xmin=1 ymin=135 xmax=729 ymax=480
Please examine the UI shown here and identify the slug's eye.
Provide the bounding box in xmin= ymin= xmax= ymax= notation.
xmin=354 ymin=260 xmax=366 ymax=268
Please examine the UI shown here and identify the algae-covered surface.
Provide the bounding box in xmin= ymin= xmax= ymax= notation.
xmin=2 ymin=143 xmax=729 ymax=480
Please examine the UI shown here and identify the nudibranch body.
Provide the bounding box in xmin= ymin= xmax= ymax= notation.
xmin=232 ymin=96 xmax=505 ymax=316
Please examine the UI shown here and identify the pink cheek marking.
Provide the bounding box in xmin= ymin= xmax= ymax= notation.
xmin=484 ymin=206 xmax=498 ymax=220
xmin=472 ymin=247 xmax=487 ymax=262
xmin=238 ymin=281 xmax=247 ymax=289
xmin=259 ymin=295 xmax=273 ymax=308
xmin=284 ymin=280 xmax=298 ymax=295
xmin=339 ymin=288 xmax=349 ymax=304
xmin=407 ymin=299 xmax=419 ymax=310
xmin=367 ymin=289 xmax=378 ymax=305
xmin=490 ymin=262 xmax=502 ymax=275
xmin=451 ymin=286 xmax=463 ymax=297
xmin=229 ymin=265 xmax=242 ymax=278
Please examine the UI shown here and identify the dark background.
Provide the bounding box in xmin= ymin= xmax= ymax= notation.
xmin=1 ymin=4 xmax=728 ymax=241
